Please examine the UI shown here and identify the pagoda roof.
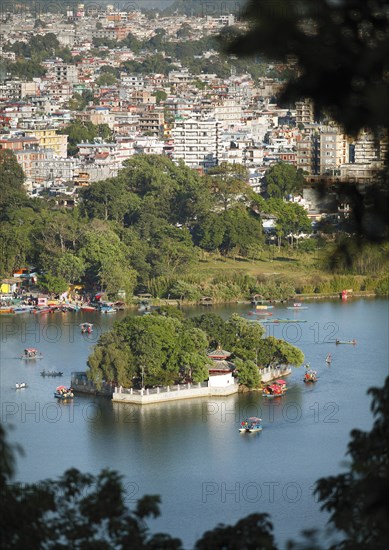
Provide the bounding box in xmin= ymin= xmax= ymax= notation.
xmin=207 ymin=345 xmax=231 ymax=360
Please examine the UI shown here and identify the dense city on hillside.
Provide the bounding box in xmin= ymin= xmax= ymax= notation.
xmin=1 ymin=5 xmax=386 ymax=199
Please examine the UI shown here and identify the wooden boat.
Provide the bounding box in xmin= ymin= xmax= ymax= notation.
xmin=54 ymin=385 xmax=74 ymax=399
xmin=20 ymin=348 xmax=43 ymax=359
xmin=239 ymin=417 xmax=263 ymax=433
xmin=41 ymin=370 xmax=63 ymax=377
xmin=304 ymin=369 xmax=318 ymax=383
xmin=15 ymin=382 xmax=27 ymax=389
xmin=335 ymin=339 xmax=356 ymax=345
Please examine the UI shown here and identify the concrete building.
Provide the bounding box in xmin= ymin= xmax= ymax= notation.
xmin=24 ymin=128 xmax=68 ymax=157
xmin=319 ymin=127 xmax=349 ymax=174
xmin=172 ymin=116 xmax=221 ymax=170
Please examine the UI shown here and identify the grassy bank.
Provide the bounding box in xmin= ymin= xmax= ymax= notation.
xmin=145 ymin=249 xmax=389 ymax=303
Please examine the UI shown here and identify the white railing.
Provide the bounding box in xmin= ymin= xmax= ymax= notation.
xmin=117 ymin=381 xmax=209 ymax=396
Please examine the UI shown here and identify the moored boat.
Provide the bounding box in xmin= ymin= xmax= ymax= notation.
xmin=239 ymin=417 xmax=263 ymax=433
xmin=256 ymin=305 xmax=274 ymax=310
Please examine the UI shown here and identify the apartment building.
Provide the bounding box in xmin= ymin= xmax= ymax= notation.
xmin=172 ymin=116 xmax=221 ymax=170
xmin=319 ymin=127 xmax=349 ymax=174
xmin=138 ymin=108 xmax=164 ymax=137
xmin=295 ymin=98 xmax=315 ymax=126
xmin=24 ymin=128 xmax=68 ymax=157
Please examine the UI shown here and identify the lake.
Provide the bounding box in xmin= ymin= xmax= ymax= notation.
xmin=0 ymin=298 xmax=388 ymax=548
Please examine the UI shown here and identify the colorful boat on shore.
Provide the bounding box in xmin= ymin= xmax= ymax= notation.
xmin=20 ymin=348 xmax=43 ymax=359
xmin=239 ymin=417 xmax=263 ymax=433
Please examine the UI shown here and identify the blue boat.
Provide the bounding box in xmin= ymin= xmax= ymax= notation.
xmin=239 ymin=417 xmax=263 ymax=433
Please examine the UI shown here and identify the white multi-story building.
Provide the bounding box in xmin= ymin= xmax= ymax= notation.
xmin=172 ymin=116 xmax=221 ymax=170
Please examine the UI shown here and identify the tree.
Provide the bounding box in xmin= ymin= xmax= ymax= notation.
xmin=207 ymin=162 xmax=250 ymax=211
xmin=233 ymin=358 xmax=261 ymax=389
xmin=0 ymin=150 xmax=26 ymax=210
xmin=311 ymin=376 xmax=389 ymax=550
xmin=265 ymin=162 xmax=305 ymax=199
xmin=224 ymin=0 xmax=389 ymax=244
xmin=195 ymin=513 xmax=277 ymax=550
xmin=51 ymin=253 xmax=85 ymax=284
xmin=39 ymin=273 xmax=68 ymax=294
xmin=257 ymin=336 xmax=304 ymax=369
xmin=0 ymin=423 xmax=182 ymax=549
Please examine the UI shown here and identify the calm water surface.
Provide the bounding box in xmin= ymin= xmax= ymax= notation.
xmin=1 ymin=298 xmax=388 ymax=548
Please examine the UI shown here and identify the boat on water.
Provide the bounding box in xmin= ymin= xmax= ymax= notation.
xmin=12 ymin=305 xmax=34 ymax=314
xmin=20 ymin=348 xmax=43 ymax=359
xmin=239 ymin=417 xmax=263 ymax=433
xmin=326 ymin=353 xmax=332 ymax=364
xmin=80 ymin=322 xmax=93 ymax=334
xmin=15 ymin=382 xmax=27 ymax=389
xmin=262 ymin=318 xmax=307 ymax=324
xmin=256 ymin=305 xmax=274 ymax=310
xmin=262 ymin=379 xmax=287 ymax=398
xmin=248 ymin=310 xmax=273 ymax=316
xmin=54 ymin=385 xmax=74 ymax=399
xmin=304 ymin=369 xmax=318 ymax=383
xmin=41 ymin=370 xmax=63 ymax=377
xmin=335 ymin=339 xmax=357 ymax=345
xmin=286 ymin=302 xmax=308 ymax=310
xmin=80 ymin=304 xmax=97 ymax=312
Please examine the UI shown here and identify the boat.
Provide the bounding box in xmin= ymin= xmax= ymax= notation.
xmin=262 ymin=379 xmax=287 ymax=398
xmin=54 ymin=385 xmax=74 ymax=399
xmin=80 ymin=322 xmax=93 ymax=334
xmin=239 ymin=417 xmax=263 ymax=433
xmin=248 ymin=311 xmax=273 ymax=316
xmin=15 ymin=382 xmax=27 ymax=389
xmin=101 ymin=307 xmax=116 ymax=314
xmin=20 ymin=348 xmax=43 ymax=359
xmin=12 ymin=305 xmax=34 ymax=314
xmin=304 ymin=369 xmax=318 ymax=383
xmin=41 ymin=370 xmax=63 ymax=377
xmin=326 ymin=353 xmax=332 ymax=364
xmin=262 ymin=318 xmax=307 ymax=324
xmin=80 ymin=304 xmax=97 ymax=312
xmin=335 ymin=339 xmax=357 ymax=345
xmin=256 ymin=305 xmax=274 ymax=310
xmin=286 ymin=303 xmax=308 ymax=310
